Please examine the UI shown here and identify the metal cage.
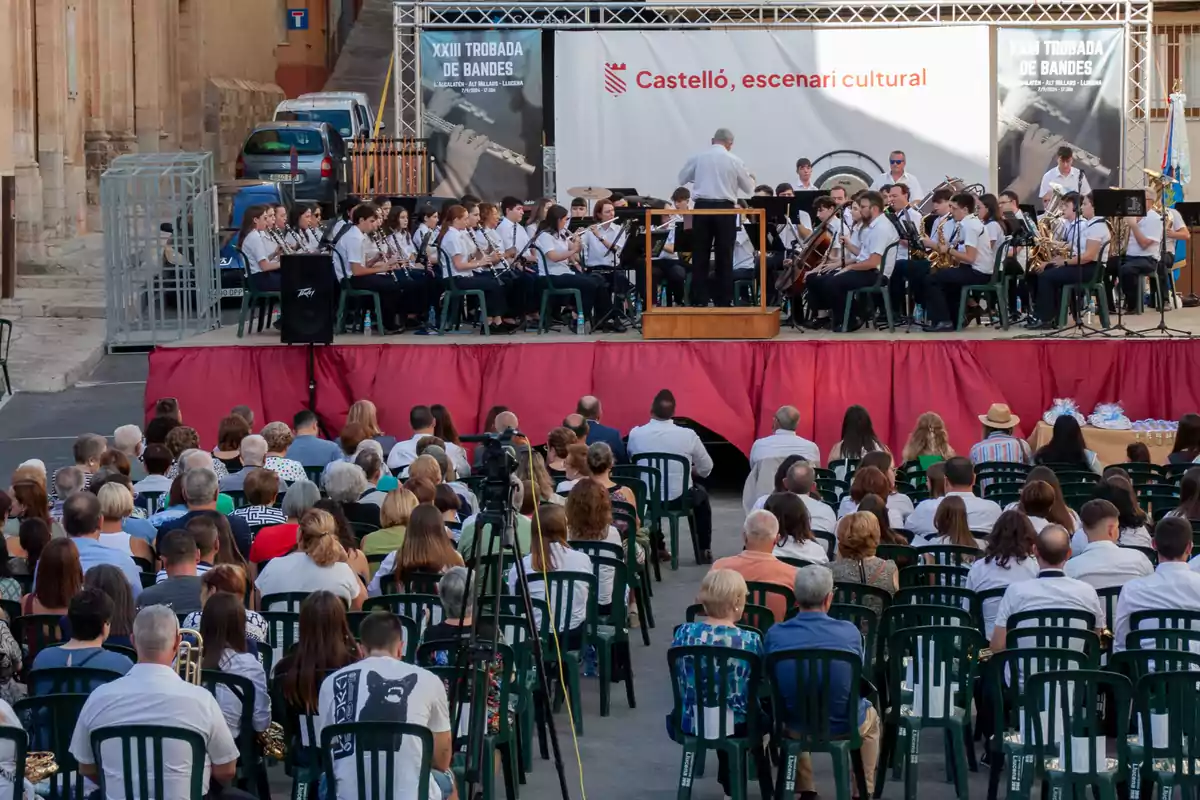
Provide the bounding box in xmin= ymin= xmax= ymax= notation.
xmin=100 ymin=152 xmax=220 ymax=349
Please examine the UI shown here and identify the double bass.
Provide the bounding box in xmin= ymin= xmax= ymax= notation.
xmin=776 ymin=215 xmax=833 ymax=295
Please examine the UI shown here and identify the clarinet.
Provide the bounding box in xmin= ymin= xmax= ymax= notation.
xmin=373 ymin=229 xmax=398 ymax=281
xmin=482 ymin=227 xmax=511 ymax=278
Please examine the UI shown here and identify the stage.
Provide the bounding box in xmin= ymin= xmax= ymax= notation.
xmin=146 ymin=307 xmax=1200 ymax=459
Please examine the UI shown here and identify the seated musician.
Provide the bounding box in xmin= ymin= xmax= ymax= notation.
xmin=284 ymin=202 xmax=323 ymax=253
xmin=732 ymin=211 xmax=759 ymax=303
xmin=805 ymin=191 xmax=898 ymax=333
xmin=885 ymin=183 xmax=926 ymax=325
xmin=1025 ymin=192 xmax=1108 ymax=330
xmin=532 ymin=205 xmax=613 ymax=332
xmin=922 ymin=193 xmax=1003 ymax=331
xmin=570 ymin=197 xmax=588 ymax=218
xmin=581 ymin=198 xmax=630 ymax=331
xmin=1118 ymin=187 xmax=1165 ymax=314
xmin=478 ymin=202 xmax=527 ymax=329
xmin=998 ymin=191 xmax=1034 ymax=322
xmin=498 ymin=197 xmax=540 ymax=327
xmin=238 ymin=205 xmax=282 ymax=294
xmin=791 ymin=196 xmax=840 ymax=327
xmin=382 ymin=204 xmax=433 ymax=331
xmin=333 ymin=202 xmax=409 ymax=334
xmin=434 ymin=203 xmax=514 ymax=334
xmin=644 ymin=187 xmax=690 ymax=306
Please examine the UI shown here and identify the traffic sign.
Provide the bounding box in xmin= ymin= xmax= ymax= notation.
xmin=287 ymin=8 xmax=309 ymax=30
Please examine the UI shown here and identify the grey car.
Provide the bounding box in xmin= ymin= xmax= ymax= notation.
xmin=236 ymin=121 xmax=349 ymax=207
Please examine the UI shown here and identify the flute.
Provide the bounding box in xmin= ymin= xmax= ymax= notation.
xmin=422 ymin=111 xmax=536 ymax=174
xmin=421 ymin=79 xmax=497 ymax=124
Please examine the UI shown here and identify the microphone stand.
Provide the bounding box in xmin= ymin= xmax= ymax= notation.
xmin=1131 ymin=201 xmax=1193 ymax=337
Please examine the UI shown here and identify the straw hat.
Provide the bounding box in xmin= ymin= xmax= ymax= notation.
xmin=979 ymin=403 xmax=1020 ymax=429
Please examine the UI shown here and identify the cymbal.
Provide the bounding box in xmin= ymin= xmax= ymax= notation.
xmin=566 ymin=186 xmax=611 ymax=200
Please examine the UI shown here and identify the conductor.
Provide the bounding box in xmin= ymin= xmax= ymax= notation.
xmin=677 ymin=127 xmax=754 ymax=307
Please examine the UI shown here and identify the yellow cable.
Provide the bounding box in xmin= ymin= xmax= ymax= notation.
xmin=373 ymin=53 xmax=394 ymax=139
xmin=527 ymin=440 xmax=587 ymax=800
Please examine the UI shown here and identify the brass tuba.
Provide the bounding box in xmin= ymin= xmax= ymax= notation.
xmin=1028 ymin=184 xmax=1073 ymax=272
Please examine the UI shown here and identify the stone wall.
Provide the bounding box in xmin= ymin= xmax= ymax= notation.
xmin=203 ymin=78 xmax=286 ymax=180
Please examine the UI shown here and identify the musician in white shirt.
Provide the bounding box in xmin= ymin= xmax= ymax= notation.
xmin=433 ymin=203 xmax=512 ymax=334
xmin=1027 ymin=192 xmax=1107 ymax=329
xmin=798 ymin=196 xmax=846 ymax=329
xmin=792 ymin=158 xmax=817 ymax=192
xmin=413 ymin=205 xmax=440 ymax=267
xmin=870 ymin=150 xmax=924 ymax=202
xmin=1118 ymin=186 xmax=1167 ymax=313
xmin=644 ymin=187 xmax=690 ymax=307
xmin=998 ymin=190 xmax=1036 ymax=320
xmin=581 ymin=199 xmax=630 ymax=332
xmin=1039 ymin=146 xmax=1092 ymax=207
xmin=332 ymin=203 xmax=409 ymax=333
xmin=885 ymin=183 xmax=927 ymax=323
xmin=532 ymin=205 xmax=609 ymax=331
xmin=380 ymin=204 xmax=435 ymax=331
xmin=284 ymin=202 xmax=323 ymax=254
xmin=238 ymin=204 xmax=282 ymax=293
xmin=806 ymin=191 xmax=898 ymax=332
xmin=677 ymin=127 xmax=755 ymax=307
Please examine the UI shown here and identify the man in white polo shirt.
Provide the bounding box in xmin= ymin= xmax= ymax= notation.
xmin=905 ymin=457 xmax=1002 ymax=541
xmin=1039 ymin=145 xmax=1092 ymax=205
xmin=1118 ymin=186 xmax=1167 ymax=314
xmin=70 ymin=605 xmax=245 ymax=799
xmin=749 ymin=406 xmax=820 ymax=467
xmin=990 ymin=524 xmax=1105 ymax=653
xmin=870 ymin=150 xmax=924 ymax=202
xmin=806 ymin=191 xmax=899 ymax=333
xmin=1064 ymin=499 xmax=1153 ymax=592
xmin=752 ymin=460 xmax=837 ymax=535
xmin=1112 ymin=517 xmax=1200 ymax=652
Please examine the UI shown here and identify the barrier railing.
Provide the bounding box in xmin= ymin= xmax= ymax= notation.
xmin=347 ymin=137 xmax=432 ymax=196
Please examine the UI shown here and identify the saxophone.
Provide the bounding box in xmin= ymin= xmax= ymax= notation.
xmin=927 ymin=216 xmax=953 ymax=270
xmin=1029 ymin=184 xmax=1073 ymax=272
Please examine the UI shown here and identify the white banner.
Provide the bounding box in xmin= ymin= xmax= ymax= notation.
xmin=554 ymin=28 xmax=992 ymax=203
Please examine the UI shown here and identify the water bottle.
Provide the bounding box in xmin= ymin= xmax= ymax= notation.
xmin=363 ymin=311 xmax=373 ymax=336
xmin=576 ymin=315 xmax=585 ymax=335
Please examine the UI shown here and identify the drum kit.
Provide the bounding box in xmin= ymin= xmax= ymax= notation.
xmin=565 ymin=186 xmax=660 ymax=211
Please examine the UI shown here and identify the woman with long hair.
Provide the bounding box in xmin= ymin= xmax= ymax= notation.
xmin=1010 ymin=465 xmax=1080 ymax=532
xmin=1168 ymin=467 xmax=1200 ymax=521
xmin=509 ymin=504 xmax=594 ymax=647
xmin=276 ymin=590 xmax=360 ymax=717
xmin=435 ymin=203 xmax=511 ymax=333
xmin=1170 ymin=413 xmax=1200 ymax=465
xmin=383 ymin=205 xmax=416 ymax=265
xmin=565 ymin=480 xmax=623 ymax=610
xmin=828 ymin=405 xmax=888 ymax=465
xmin=9 ymin=517 xmax=50 ymax=576
xmin=925 ymin=462 xmax=948 ymax=499
xmin=238 ymin=204 xmax=283 ymax=293
xmin=1091 ymin=476 xmax=1151 ymax=547
xmin=901 ymin=412 xmax=955 ymax=465
xmin=362 ymin=487 xmax=419 ymax=557
xmin=414 ymin=204 xmax=440 ymax=264
xmin=557 ymin=443 xmax=591 ymax=494
xmin=1034 ymin=415 xmax=1101 ymax=473
xmin=255 ymin=509 xmax=365 ymax=609
xmin=82 ymin=564 xmax=136 ymax=648
xmin=525 ymin=196 xmax=554 ymax=239
xmin=6 ymin=477 xmax=56 ymax=537
xmin=430 ymin=404 xmax=461 ymax=446
xmin=285 ymin=202 xmax=321 ymax=253
xmin=200 ymin=592 xmax=271 ymax=738
xmin=858 ymin=494 xmax=908 ymax=545
xmin=313 ymin=498 xmax=369 ymax=582
xmin=1018 ymin=479 xmax=1075 ymax=532
xmin=21 ymin=538 xmax=82 ymax=615
xmin=966 ymin=510 xmax=1039 ymax=637
xmin=765 ymin=491 xmax=828 ymax=563
xmin=532 ymin=204 xmax=614 ymax=332
xmin=922 ymin=495 xmax=986 ymax=552
xmin=384 ymin=504 xmax=462 ymax=593
xmin=838 ymin=465 xmax=908 ymax=530
xmin=545 ymin=427 xmax=577 ymax=474
xmin=517 ymin=449 xmax=560 ymax=506
xmin=347 ymin=399 xmax=396 ymax=453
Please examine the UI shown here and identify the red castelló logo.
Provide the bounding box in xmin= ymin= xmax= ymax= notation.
xmin=604 ymin=63 xmax=628 ymax=96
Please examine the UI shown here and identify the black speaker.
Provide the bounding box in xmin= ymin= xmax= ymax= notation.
xmin=280 ymin=254 xmax=336 ymax=344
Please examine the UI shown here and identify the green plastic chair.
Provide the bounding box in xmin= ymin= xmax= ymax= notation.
xmin=526 ymin=570 xmax=597 ymax=736
xmin=471 ymin=552 xmax=518 ymax=600
xmin=570 ymin=541 xmax=637 ymax=716
xmin=981 ymin=479 xmax=1025 ymax=499
xmin=1111 ymin=462 xmax=1164 ymax=486
xmin=841 ymin=241 xmax=900 ymax=332
xmin=984 ymin=647 xmax=1092 ymax=800
xmin=1130 ymin=608 xmax=1200 ymax=632
xmin=363 ymin=593 xmax=444 ymax=635
xmin=665 ymin=645 xmax=772 ymax=800
xmin=91 ymin=724 xmax=207 ymax=800
xmin=223 ymin=489 xmax=247 ymax=509
xmin=915 ymin=544 xmax=982 ymax=567
xmin=435 ymin=243 xmax=490 ymax=336
xmin=334 ymin=272 xmax=387 ymax=335
xmin=1132 ymin=669 xmax=1200 ymax=799
xmin=12 ymin=613 xmax=65 ymax=664
xmin=898 ymin=564 xmax=969 ymax=588
xmin=103 ymin=642 xmax=137 ymax=662
xmin=1095 ymin=585 xmax=1121 ymax=632
xmin=828 ymin=459 xmax=861 ymax=483
xmin=261 ymin=592 xmax=315 ymax=613
xmin=200 ymin=670 xmax=270 ymax=798
xmin=321 ymin=721 xmax=435 ymax=800
xmin=684 ymin=602 xmax=774 ymax=640
xmin=956 ymin=237 xmax=1011 ymax=330
xmin=876 ymin=625 xmax=983 ymax=800
xmin=745 ymin=581 xmax=796 ymax=624
xmin=1005 ymin=609 xmax=1101 ymax=660
xmin=235 ymin=245 xmax=281 ymax=338
xmin=137 ymin=490 xmax=167 ymax=515
xmin=876 ymin=544 xmax=920 ymax=572
xmin=611 ymin=463 xmax=666 ymax=583
xmin=828 ymin=602 xmax=881 ymax=675
xmin=1054 ymin=245 xmax=1112 ymax=328
xmin=765 ymin=648 xmax=871 ymax=800
xmin=379 ymin=570 xmax=442 ymax=596
xmin=303 ymin=465 xmax=325 ymax=485
xmin=530 ymin=245 xmax=584 ymax=335
xmin=13 ymin=692 xmax=88 ymax=798
xmin=1023 ymin=670 xmax=1131 ymax=799
xmin=832 ymin=582 xmax=894 ymax=619
xmin=260 ymin=610 xmax=300 ymax=663
xmin=893 ymin=586 xmax=976 ymax=614
xmin=632 ymin=451 xmax=698 ymax=570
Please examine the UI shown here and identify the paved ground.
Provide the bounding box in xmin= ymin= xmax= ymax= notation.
xmin=0 ymin=359 xmax=992 ymax=799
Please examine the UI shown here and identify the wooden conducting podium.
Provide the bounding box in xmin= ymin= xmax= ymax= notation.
xmin=640 ymin=207 xmax=781 ymax=340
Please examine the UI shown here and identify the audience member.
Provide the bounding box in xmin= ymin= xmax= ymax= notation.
xmin=249 ymin=479 xmax=320 ymax=564
xmin=969 ymin=404 xmax=1032 ymax=465
xmin=556 ymin=443 xmax=591 ymax=494
xmin=546 ymin=427 xmax=577 ymax=473
xmin=827 ymin=405 xmax=888 ymax=465
xmin=750 ymin=405 xmax=820 ymax=467
xmin=765 ymin=491 xmax=828 ymax=564
xmin=63 ymin=492 xmax=142 ymax=599
xmin=565 ymin=479 xmax=623 ymax=609
xmin=506 ymin=505 xmax=593 ymax=648
xmin=1017 ymin=479 xmax=1074 ymax=533
xmin=275 ymin=590 xmax=359 ymax=731
xmin=1113 ymin=517 xmax=1200 ymax=651
xmin=98 ymin=449 xmax=132 ymax=478
xmin=347 ymin=398 xmax=397 ymax=454
xmin=900 ymin=411 xmax=954 ymax=465
xmin=230 ymin=468 xmax=287 ymax=528
xmin=966 ymin=511 xmax=1039 ymax=637
xmin=562 ymin=414 xmax=590 ymax=446
xmin=156 ymin=468 xmax=251 ymax=558
xmin=1125 ymin=442 xmax=1152 ymax=464
xmin=628 ymin=389 xmax=714 ymax=563
xmin=83 ymin=564 xmax=137 ymax=647
xmin=1088 ymin=475 xmax=1152 ymax=547
xmin=457 ymin=478 xmax=533 ymax=560
xmin=327 ymin=462 xmax=380 ymax=530
xmin=858 ymin=493 xmax=907 ymax=545
xmin=165 ymin=426 xmax=202 ymax=470
xmin=1034 ymin=415 xmax=1101 ymax=473
xmin=1168 ymin=413 xmax=1200 ymax=465
xmin=230 ymin=405 xmax=254 ymax=429
xmin=213 ymin=415 xmax=251 ymax=472
xmin=137 ymin=530 xmax=203 ymax=613
xmin=829 ymin=511 xmax=898 ymax=612
xmin=669 ymin=568 xmax=765 ymax=798
xmin=1167 ymin=467 xmax=1200 ymax=521
xmin=256 ymin=509 xmax=365 ymax=609
xmin=219 ymin=435 xmax=284 ymax=496
xmin=369 ymin=505 xmax=463 ymax=597
xmin=313 ymin=499 xmax=370 ymax=583
xmin=990 ymin=525 xmax=1104 ymax=652
xmin=286 ymin=410 xmax=342 ymax=467
xmin=21 ymin=537 xmax=78 ymax=614
xmin=388 ymin=404 xmax=471 ymax=477
xmin=68 ymin=606 xmax=244 ymax=799
xmin=30 ymin=588 xmax=134 ymax=692
xmin=920 ymin=495 xmax=987 ymax=551
xmin=904 ymin=457 xmax=1001 ymax=538
xmin=181 ymin=564 xmax=268 ymax=643
xmin=144 ymin=414 xmax=181 ymax=447
xmin=6 ymin=474 xmax=61 ymax=537
xmin=95 ymin=483 xmax=154 ymax=562
xmin=765 ymin=565 xmax=880 ymax=798
xmin=577 ymin=395 xmax=627 ymax=462
xmin=52 ymin=466 xmax=86 ymax=519
xmin=362 ymin=488 xmax=418 ymax=557
xmin=753 ymin=460 xmax=837 ymax=534
xmin=254 ymin=422 xmax=306 ymax=484
xmin=711 ymin=510 xmax=797 ymax=622
xmin=354 ymin=449 xmax=389 ymax=506
xmin=153 ymin=515 xmax=217 ymax=583
xmin=1064 ymin=499 xmax=1153 ymax=590
xmin=434 ymin=484 xmax=461 ymax=525
xmin=133 ymin=444 xmax=174 ymax=496
xmin=837 ymin=457 xmax=912 ymax=530
xmin=73 ymin=433 xmax=108 ymax=488
xmin=7 ymin=516 xmax=47 ymax=577
xmin=316 ymin=612 xmax=455 ymax=800
xmin=925 ymin=461 xmax=947 ymax=498
xmin=200 ymin=592 xmax=271 ymax=738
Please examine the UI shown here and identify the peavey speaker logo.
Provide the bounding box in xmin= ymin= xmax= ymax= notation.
xmin=604 ymin=63 xmax=628 ymax=96
xmin=297 ymin=287 xmax=315 ymax=299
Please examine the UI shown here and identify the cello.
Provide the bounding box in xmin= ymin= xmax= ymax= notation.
xmin=776 ymin=215 xmax=833 ymax=295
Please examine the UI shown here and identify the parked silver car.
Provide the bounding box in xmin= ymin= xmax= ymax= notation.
xmin=235 ymin=121 xmax=349 ymax=207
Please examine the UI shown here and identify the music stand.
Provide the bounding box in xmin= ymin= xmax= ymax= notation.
xmin=568 ymin=216 xmax=595 ymax=232
xmin=1173 ymin=201 xmax=1200 ymax=307
xmin=1020 ymin=199 xmax=1113 ymax=340
xmin=1131 ymin=189 xmax=1193 ymax=338
xmin=1092 ymin=189 xmax=1146 ymax=337
xmin=747 ymin=197 xmax=793 ymax=225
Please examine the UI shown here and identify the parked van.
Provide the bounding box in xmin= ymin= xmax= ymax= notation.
xmin=273 ymin=97 xmax=367 ymax=140
xmin=299 ymin=91 xmax=380 ymax=135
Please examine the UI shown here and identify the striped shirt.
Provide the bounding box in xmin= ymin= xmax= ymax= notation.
xmin=969 ymin=431 xmax=1032 ymax=466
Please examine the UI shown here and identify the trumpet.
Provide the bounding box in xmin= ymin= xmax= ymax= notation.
xmin=175 ymin=628 xmax=203 ymax=685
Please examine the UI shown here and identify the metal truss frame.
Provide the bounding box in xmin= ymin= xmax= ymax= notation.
xmin=394 ymin=0 xmax=1153 ymax=186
